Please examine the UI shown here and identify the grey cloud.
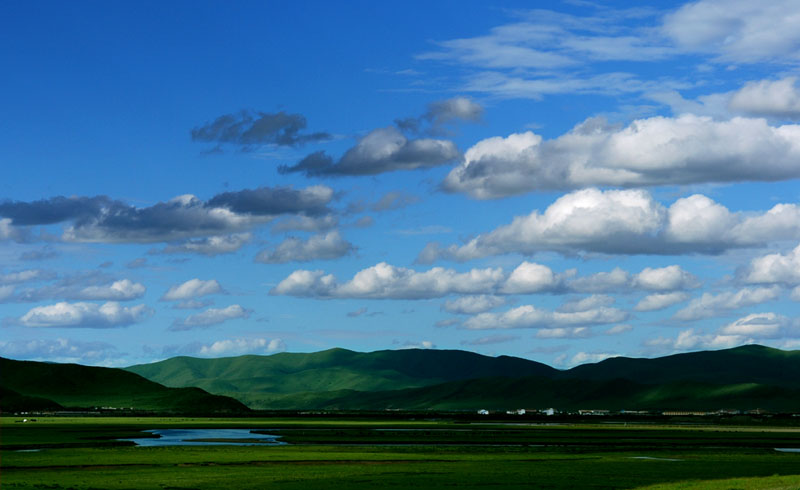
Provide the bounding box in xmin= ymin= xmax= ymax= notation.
xmin=371 ymin=191 xmax=419 ymax=212
xmin=0 ymin=186 xmax=334 ymax=244
xmin=191 ymin=110 xmax=329 ymax=148
xmin=460 ymin=334 xmax=519 ymax=346
xmin=170 ymin=304 xmax=251 ymax=330
xmin=19 ymin=248 xmax=59 ymax=261
xmin=155 ymin=233 xmax=251 ymax=256
xmin=255 ymin=230 xmax=354 ymax=264
xmin=279 ymin=127 xmax=459 ymax=177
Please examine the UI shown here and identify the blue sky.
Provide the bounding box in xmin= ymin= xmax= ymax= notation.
xmin=3 ymin=0 xmax=800 ymax=367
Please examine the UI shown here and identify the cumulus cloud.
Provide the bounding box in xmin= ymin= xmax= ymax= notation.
xmin=0 ymin=338 xmax=118 ymax=364
xmin=255 ymin=230 xmax=354 ymax=263
xmin=397 ymin=97 xmax=483 ymax=134
xmin=605 ymin=324 xmax=633 ymax=335
xmin=740 ymin=244 xmax=800 ymax=285
xmin=272 ymin=262 xmax=505 ymax=300
xmin=171 ymin=304 xmax=251 ymax=330
xmin=162 ymin=279 xmax=224 ymax=301
xmin=462 ymin=303 xmax=628 ymax=330
xmin=156 ymin=233 xmax=251 ymax=256
xmin=442 ymin=295 xmax=506 ymax=315
xmin=663 ymin=0 xmax=800 ymax=64
xmin=191 ymin=109 xmax=329 ymax=148
xmin=273 ymin=260 xmax=698 ymax=301
xmin=16 ymin=301 xmax=153 ymax=328
xmin=279 ymin=126 xmax=459 ymax=177
xmin=729 ymin=77 xmax=800 ymax=119
xmin=634 ymin=292 xmax=690 ymax=312
xmin=674 ymin=287 xmax=782 ymax=321
xmin=0 ymin=186 xmax=333 ymax=244
xmin=460 ymin=334 xmax=519 ymax=346
xmin=536 ymin=327 xmax=591 ymax=339
xmin=421 ymin=188 xmax=800 ymax=260
xmin=6 ymin=274 xmax=146 ymax=303
xmin=197 ymin=337 xmax=285 ymax=356
xmin=557 ymin=295 xmax=615 ymax=313
xmin=443 ymin=116 xmax=800 ymax=199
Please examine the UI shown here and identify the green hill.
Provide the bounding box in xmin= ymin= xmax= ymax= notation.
xmin=126 ymin=347 xmax=557 ymax=409
xmin=275 ymin=376 xmax=800 ymax=412
xmin=0 ymin=357 xmax=249 ymax=414
xmin=123 ymin=345 xmax=800 ymax=411
xmin=562 ymin=345 xmax=800 ymax=388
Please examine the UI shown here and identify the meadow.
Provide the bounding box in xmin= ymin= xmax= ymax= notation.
xmin=2 ymin=416 xmax=800 ymax=489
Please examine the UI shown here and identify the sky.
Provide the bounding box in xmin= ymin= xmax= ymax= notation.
xmin=2 ymin=0 xmax=800 ymax=368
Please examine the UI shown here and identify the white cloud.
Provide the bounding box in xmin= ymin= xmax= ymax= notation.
xmin=674 ymin=286 xmax=781 ymax=321
xmin=634 ymin=292 xmax=690 ymax=312
xmin=663 ymin=0 xmax=800 ymax=64
xmin=0 ymin=285 xmax=13 ymax=300
xmin=162 ymin=279 xmax=224 ymax=301
xmin=197 ymin=338 xmax=285 ymax=357
xmin=272 ymin=215 xmax=339 ymax=233
xmin=567 ymin=268 xmax=630 ymax=293
xmin=501 ymin=261 xmax=563 ymax=294
xmin=729 ymin=77 xmax=800 ymax=119
xmin=0 ymin=338 xmax=118 ymax=364
xmin=462 ymin=303 xmax=628 ymax=330
xmin=557 ymin=295 xmax=615 ymax=313
xmin=605 ymin=324 xmax=633 ymax=335
xmin=460 ymin=334 xmax=519 ymax=346
xmin=443 ymin=116 xmax=800 ymax=199
xmin=442 ymin=295 xmax=506 ymax=315
xmin=171 ymin=304 xmax=251 ymax=330
xmin=740 ymin=244 xmax=800 ymax=285
xmin=555 ymin=351 xmax=620 ymax=367
xmin=536 ymin=327 xmax=591 ymax=339
xmin=649 ymin=312 xmax=800 ymax=354
xmin=633 ymin=265 xmax=699 ymax=291
xmin=422 ymin=188 xmax=800 ymax=260
xmin=76 ymin=279 xmax=146 ymax=301
xmin=18 ymin=301 xmax=153 ymax=328
xmin=255 ymin=230 xmax=354 ymax=263
xmin=397 ymin=340 xmax=436 ymax=350
xmin=158 ymin=233 xmax=251 ymax=256
xmin=0 ymin=269 xmax=55 ymax=285
xmin=272 ymin=262 xmax=505 ymax=300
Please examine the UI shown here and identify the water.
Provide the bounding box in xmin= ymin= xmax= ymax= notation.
xmin=121 ymin=428 xmax=285 ymax=447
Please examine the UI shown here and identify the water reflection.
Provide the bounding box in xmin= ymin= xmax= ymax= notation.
xmin=122 ymin=429 xmax=285 ymax=447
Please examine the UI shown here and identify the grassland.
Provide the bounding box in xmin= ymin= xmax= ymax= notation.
xmin=2 ymin=416 xmax=800 ymax=489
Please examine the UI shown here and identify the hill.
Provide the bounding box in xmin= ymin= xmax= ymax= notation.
xmin=124 ymin=345 xmax=800 ymax=411
xmin=0 ymin=357 xmax=249 ymax=414
xmin=561 ymin=344 xmax=800 ymax=389
xmin=126 ymin=347 xmax=557 ymax=409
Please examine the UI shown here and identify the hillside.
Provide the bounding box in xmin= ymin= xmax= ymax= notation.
xmin=270 ymin=376 xmax=800 ymax=412
xmin=562 ymin=345 xmax=800 ymax=389
xmin=0 ymin=357 xmax=249 ymax=414
xmin=126 ymin=347 xmax=557 ymax=408
xmin=124 ymin=345 xmax=800 ymax=411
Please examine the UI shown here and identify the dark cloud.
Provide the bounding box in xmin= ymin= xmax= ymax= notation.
xmin=0 ymin=196 xmax=116 ymax=226
xmin=279 ymin=127 xmax=459 ymax=177
xmin=0 ymin=186 xmax=335 ymax=244
xmin=191 ymin=110 xmax=330 ymax=148
xmin=207 ymin=185 xmax=332 ymax=216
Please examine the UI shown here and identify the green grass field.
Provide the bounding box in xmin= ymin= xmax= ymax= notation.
xmin=2 ymin=417 xmax=800 ymax=489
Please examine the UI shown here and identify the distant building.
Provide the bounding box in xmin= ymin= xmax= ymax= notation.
xmin=543 ymin=408 xmax=555 ymax=416
xmin=477 ymin=409 xmax=489 ymax=415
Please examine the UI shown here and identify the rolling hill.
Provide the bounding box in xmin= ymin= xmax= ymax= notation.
xmin=124 ymin=344 xmax=800 ymax=411
xmin=0 ymin=357 xmax=249 ymax=414
xmin=125 ymin=347 xmax=557 ymax=408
